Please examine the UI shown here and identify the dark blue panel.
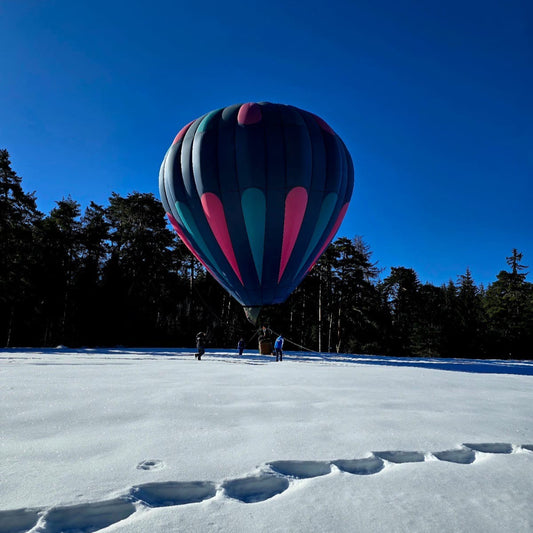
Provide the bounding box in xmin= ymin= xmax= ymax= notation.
xmin=322 ymin=128 xmax=343 ymax=194
xmin=279 ymin=105 xmax=312 ymax=191
xmin=218 ymin=104 xmax=241 ymax=193
xmin=301 ymin=109 xmax=327 ymax=193
xmin=260 ymin=103 xmax=286 ymax=303
xmin=341 ymin=138 xmax=355 ymax=202
xmin=235 ymin=106 xmax=267 ymax=191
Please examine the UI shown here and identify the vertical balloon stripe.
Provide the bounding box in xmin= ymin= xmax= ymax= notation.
xmin=218 ymin=104 xmax=241 ymax=191
xmin=172 ymin=120 xmax=194 ymax=145
xmin=342 ymin=139 xmax=355 ymax=201
xmin=306 ymin=202 xmax=350 ymax=273
xmin=158 ymin=151 xmax=171 ymax=213
xmin=201 ymin=192 xmax=244 ymax=285
xmin=235 ymin=106 xmax=266 ymax=190
xmin=193 ymin=111 xmax=221 ymax=197
xmin=181 ymin=117 xmax=204 ymax=200
xmin=175 ymin=201 xmax=224 ymax=281
xmin=281 ymin=106 xmax=313 ymax=190
xmin=297 ymin=192 xmax=338 ymax=274
xmin=162 ymin=143 xmax=182 ymax=211
xmin=241 ymin=188 xmax=266 ymax=282
xmin=278 ymin=187 xmax=308 ymax=282
xmin=197 ymin=109 xmax=220 ymax=132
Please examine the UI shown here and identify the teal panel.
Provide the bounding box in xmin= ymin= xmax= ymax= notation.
xmin=197 ymin=109 xmax=221 ymax=133
xmin=241 ymin=187 xmax=266 ymax=281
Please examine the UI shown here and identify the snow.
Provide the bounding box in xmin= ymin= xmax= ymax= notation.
xmin=1 ymin=348 xmax=532 ymax=533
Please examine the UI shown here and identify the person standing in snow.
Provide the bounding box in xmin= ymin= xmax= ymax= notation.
xmin=274 ymin=334 xmax=284 ymax=361
xmin=195 ymin=332 xmax=206 ymax=360
xmin=237 ymin=338 xmax=245 ymax=356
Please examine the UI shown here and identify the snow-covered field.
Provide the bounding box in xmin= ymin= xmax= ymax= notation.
xmin=1 ymin=348 xmax=532 ymax=533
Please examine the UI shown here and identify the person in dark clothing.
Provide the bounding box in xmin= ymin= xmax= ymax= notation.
xmin=237 ymin=338 xmax=245 ymax=356
xmin=195 ymin=332 xmax=206 ymax=360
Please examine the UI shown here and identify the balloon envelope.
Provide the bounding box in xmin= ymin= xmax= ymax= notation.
xmin=159 ymin=102 xmax=354 ymax=320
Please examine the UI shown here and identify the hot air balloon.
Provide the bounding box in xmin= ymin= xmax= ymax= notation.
xmin=159 ymin=102 xmax=354 ymax=323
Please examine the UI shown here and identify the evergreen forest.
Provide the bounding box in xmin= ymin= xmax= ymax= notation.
xmin=2 ymin=149 xmax=532 ymax=358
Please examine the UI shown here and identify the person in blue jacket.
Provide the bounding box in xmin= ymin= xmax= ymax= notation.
xmin=274 ymin=334 xmax=284 ymax=362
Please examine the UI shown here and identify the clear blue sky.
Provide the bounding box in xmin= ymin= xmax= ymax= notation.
xmin=1 ymin=0 xmax=531 ymax=287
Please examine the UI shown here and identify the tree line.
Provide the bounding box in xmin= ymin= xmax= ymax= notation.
xmin=1 ymin=149 xmax=532 ymax=357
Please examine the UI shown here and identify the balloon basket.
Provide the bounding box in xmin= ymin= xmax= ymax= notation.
xmin=259 ymin=339 xmax=273 ymax=355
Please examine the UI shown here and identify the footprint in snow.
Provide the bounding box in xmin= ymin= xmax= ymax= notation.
xmin=463 ymin=442 xmax=513 ymax=454
xmin=332 ymin=456 xmax=385 ymax=475
xmin=130 ymin=481 xmax=216 ymax=507
xmin=432 ymin=448 xmax=476 ymax=464
xmin=267 ymin=460 xmax=331 ymax=478
xmin=136 ymin=459 xmax=165 ymax=470
xmin=39 ymin=498 xmax=135 ymax=533
xmin=0 ymin=507 xmax=40 ymax=533
xmin=373 ymin=450 xmax=426 ymax=463
xmin=222 ymin=475 xmax=290 ymax=503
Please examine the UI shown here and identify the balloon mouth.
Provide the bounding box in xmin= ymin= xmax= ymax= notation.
xmin=244 ymin=306 xmax=262 ymax=325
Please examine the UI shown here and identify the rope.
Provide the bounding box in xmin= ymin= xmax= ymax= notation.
xmin=192 ymin=284 xmax=223 ymax=324
xmin=247 ymin=330 xmax=259 ymax=345
xmin=269 ymin=328 xmax=321 ymax=354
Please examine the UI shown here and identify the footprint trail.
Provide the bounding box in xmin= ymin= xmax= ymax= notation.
xmin=0 ymin=442 xmax=531 ymax=533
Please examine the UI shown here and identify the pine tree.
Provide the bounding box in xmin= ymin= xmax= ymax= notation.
xmin=102 ymin=192 xmax=178 ymax=345
xmin=75 ymin=202 xmax=110 ymax=344
xmin=381 ymin=267 xmax=420 ymax=356
xmin=331 ymin=237 xmax=383 ymax=354
xmin=33 ymin=197 xmax=82 ymax=345
xmin=411 ymin=283 xmax=448 ymax=357
xmin=484 ymin=250 xmax=533 ymax=357
xmin=0 ymin=149 xmax=42 ymax=346
xmin=454 ymin=268 xmax=485 ymax=356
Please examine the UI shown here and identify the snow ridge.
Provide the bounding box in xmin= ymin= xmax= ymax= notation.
xmin=2 ymin=442 xmax=531 ymax=533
